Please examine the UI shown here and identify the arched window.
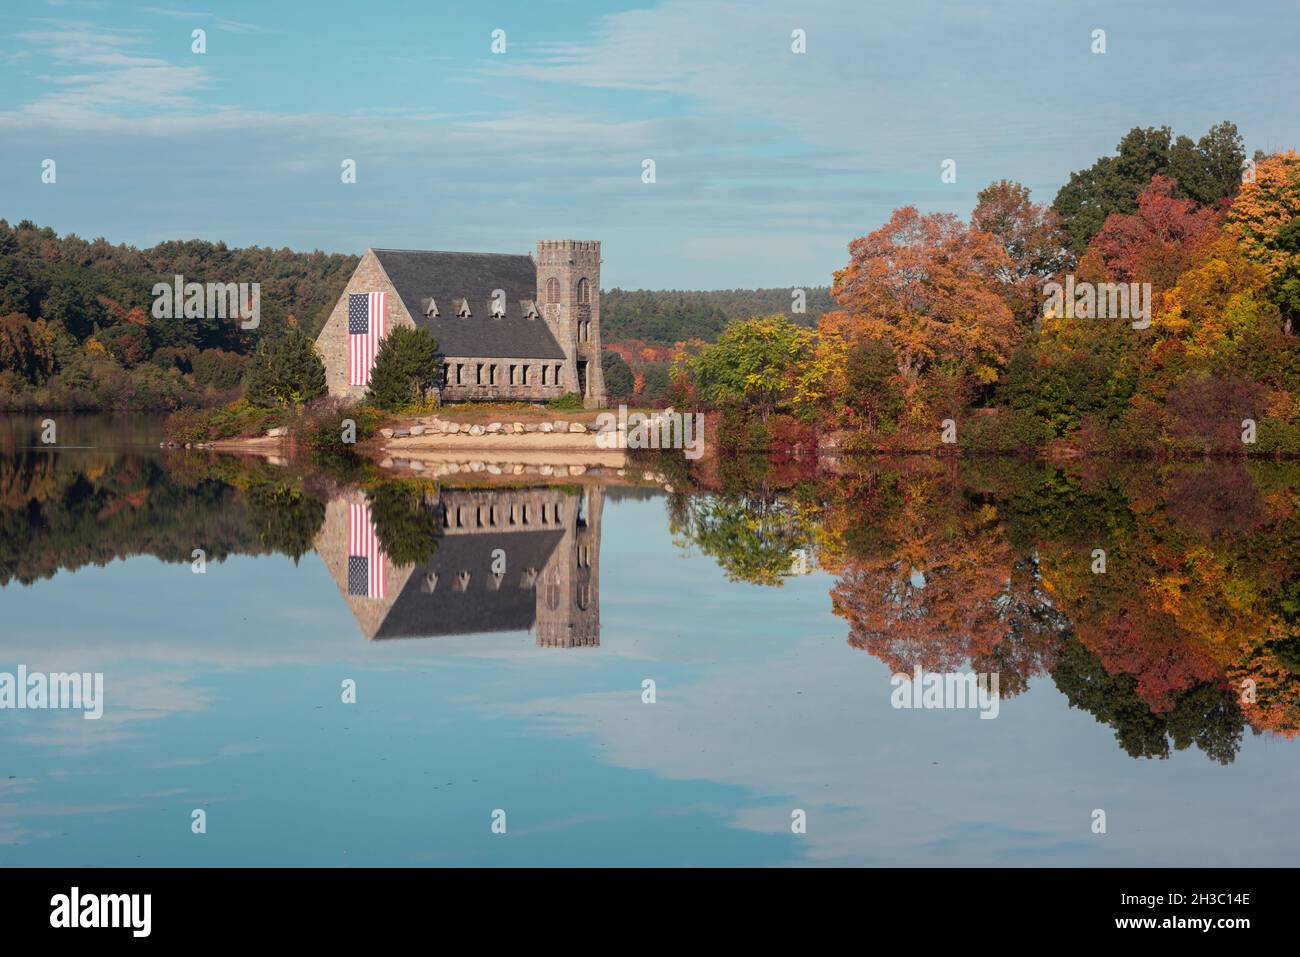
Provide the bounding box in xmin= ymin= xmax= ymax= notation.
xmin=576 ymin=277 xmax=590 ymax=304
xmin=545 ymin=277 xmax=560 ymax=303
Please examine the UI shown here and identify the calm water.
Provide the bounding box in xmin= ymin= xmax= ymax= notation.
xmin=1 ymin=416 xmax=1298 ymax=866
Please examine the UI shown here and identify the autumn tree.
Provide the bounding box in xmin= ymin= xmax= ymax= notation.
xmin=823 ymin=207 xmax=1017 ymax=400
xmin=0 ymin=313 xmax=58 ymax=386
xmin=1087 ymin=175 xmax=1221 ymax=289
xmin=1225 ymin=149 xmax=1300 ymax=333
xmin=971 ymin=180 xmax=1071 ymax=327
xmin=689 ymin=314 xmax=814 ymax=421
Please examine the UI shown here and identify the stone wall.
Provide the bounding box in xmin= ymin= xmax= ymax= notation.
xmin=440 ymin=356 xmax=567 ymax=403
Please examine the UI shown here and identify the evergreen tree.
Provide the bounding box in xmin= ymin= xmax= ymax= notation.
xmin=601 ymin=349 xmax=634 ymax=396
xmin=365 ymin=325 xmax=440 ymax=410
xmin=242 ymin=326 xmax=326 ymax=407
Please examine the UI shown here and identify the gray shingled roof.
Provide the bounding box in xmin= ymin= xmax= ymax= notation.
xmin=373 ymin=529 xmax=566 ymax=640
xmin=372 ymin=248 xmax=566 ymax=360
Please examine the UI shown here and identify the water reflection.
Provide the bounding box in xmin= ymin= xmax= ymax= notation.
xmin=317 ymin=487 xmax=602 ymax=646
xmin=662 ymin=454 xmax=1300 ymax=760
xmin=1 ymin=421 xmax=1297 ymax=767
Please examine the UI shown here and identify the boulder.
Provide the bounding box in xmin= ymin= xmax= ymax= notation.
xmin=553 ymin=420 xmax=568 ymax=432
xmin=469 ymin=461 xmax=484 ymax=472
xmin=380 ymin=428 xmax=395 ymax=439
xmin=512 ymin=422 xmax=525 ymax=434
xmin=468 ymin=424 xmax=485 ymax=436
xmin=486 ymin=422 xmax=503 ymax=433
xmin=265 ymin=426 xmax=289 ymax=438
xmin=393 ymin=428 xmax=411 ymax=438
xmin=446 ymin=422 xmax=460 ymax=434
xmin=568 ymin=465 xmax=587 ymax=476
xmin=486 ymin=464 xmax=502 ymax=475
xmin=568 ymin=422 xmax=587 ymax=433
xmin=539 ymin=422 xmax=554 ymax=433
xmin=524 ymin=423 xmax=539 ymax=432
xmin=409 ymin=425 xmax=426 ymax=436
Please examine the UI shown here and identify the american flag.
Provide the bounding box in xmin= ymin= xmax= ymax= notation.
xmin=348 ymin=292 xmax=387 ymax=386
xmin=348 ymin=503 xmax=386 ymax=598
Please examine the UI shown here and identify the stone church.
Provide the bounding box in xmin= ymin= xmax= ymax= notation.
xmin=316 ymin=240 xmax=606 ymax=408
xmin=316 ymin=486 xmax=603 ymax=648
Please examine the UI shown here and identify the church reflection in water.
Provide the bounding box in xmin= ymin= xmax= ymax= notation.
xmin=317 ymin=486 xmax=602 ymax=647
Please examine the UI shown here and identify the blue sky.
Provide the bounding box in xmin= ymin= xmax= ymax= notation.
xmin=0 ymin=0 xmax=1297 ymax=288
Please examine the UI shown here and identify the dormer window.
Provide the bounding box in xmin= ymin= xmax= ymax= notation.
xmin=521 ymin=300 xmax=538 ymax=319
xmin=422 ymin=297 xmax=439 ymax=318
xmin=490 ymin=299 xmax=506 ymax=319
xmin=456 ymin=298 xmax=471 ymax=318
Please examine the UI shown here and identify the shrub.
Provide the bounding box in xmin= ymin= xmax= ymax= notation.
xmin=301 ymin=397 xmax=380 ymax=452
xmin=163 ymin=399 xmax=283 ymax=443
xmin=151 ymin=346 xmax=197 ymax=373
xmin=716 ymin=406 xmax=771 ymax=451
xmin=958 ymin=407 xmax=1051 ymax=453
xmin=192 ymin=349 xmax=248 ymax=390
xmin=547 ymin=391 xmax=585 ymax=410
xmin=162 ymin=406 xmax=211 ymax=444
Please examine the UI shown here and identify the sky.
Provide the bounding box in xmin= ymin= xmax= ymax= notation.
xmin=0 ymin=0 xmax=1297 ymax=289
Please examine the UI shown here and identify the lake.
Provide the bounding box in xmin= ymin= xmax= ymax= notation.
xmin=1 ymin=415 xmax=1298 ymax=866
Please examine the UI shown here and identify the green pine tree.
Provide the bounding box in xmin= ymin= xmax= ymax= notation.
xmin=365 ymin=325 xmax=440 ymax=410
xmin=242 ymin=326 xmax=326 ymax=408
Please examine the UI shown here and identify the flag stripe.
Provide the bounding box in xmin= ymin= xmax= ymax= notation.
xmin=348 ymin=503 xmax=386 ymax=598
xmin=348 ymin=291 xmax=386 ymax=386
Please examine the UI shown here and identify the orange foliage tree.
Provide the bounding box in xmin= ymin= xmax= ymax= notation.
xmin=822 ymin=208 xmax=1018 ymax=400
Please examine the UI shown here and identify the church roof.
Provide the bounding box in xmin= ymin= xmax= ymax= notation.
xmin=371 ymin=248 xmax=566 ymax=360
xmin=372 ymin=528 xmax=566 ymax=640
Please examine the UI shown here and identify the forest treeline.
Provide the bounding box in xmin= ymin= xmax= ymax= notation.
xmin=602 ymin=287 xmax=831 ymax=343
xmin=0 ymin=220 xmax=357 ymax=409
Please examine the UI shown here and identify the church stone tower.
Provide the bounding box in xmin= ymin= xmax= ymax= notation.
xmin=535 ymin=487 xmax=603 ymax=648
xmin=535 ymin=240 xmax=606 ymax=409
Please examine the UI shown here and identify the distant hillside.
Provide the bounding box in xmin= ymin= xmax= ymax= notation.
xmin=602 ymin=287 xmax=833 ymax=345
xmin=0 ymin=219 xmax=358 ymax=351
